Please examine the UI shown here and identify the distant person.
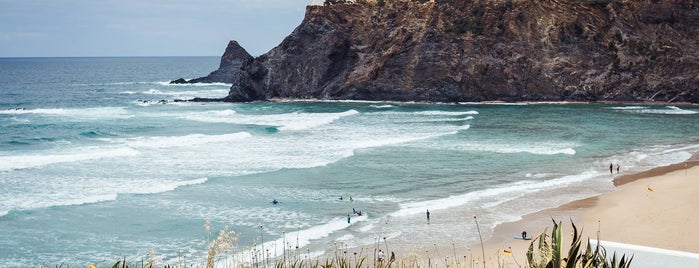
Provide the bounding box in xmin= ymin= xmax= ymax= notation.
xmin=426 ymin=209 xmax=430 ymax=223
xmin=272 ymin=199 xmax=278 ymax=205
xmin=347 ymin=214 xmax=351 ymax=224
xmin=609 ymin=163 xmax=613 ymax=174
xmin=521 ymin=231 xmax=527 ymax=239
xmin=353 ymin=208 xmax=356 ymax=214
xmin=390 ymin=251 xmax=395 ymax=263
xmin=616 ymin=163 xmax=620 ymax=174
xmin=378 ymin=249 xmax=385 ymax=262
xmin=340 ymin=195 xmax=343 ymax=201
xmin=349 ymin=196 xmax=353 ymax=202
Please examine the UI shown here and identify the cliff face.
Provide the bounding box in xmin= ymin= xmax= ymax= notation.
xmin=226 ymin=0 xmax=699 ymax=103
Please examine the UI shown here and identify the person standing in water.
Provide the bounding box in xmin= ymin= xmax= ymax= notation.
xmin=426 ymin=209 xmax=430 ymax=223
xmin=609 ymin=163 xmax=613 ymax=174
xmin=617 ymin=163 xmax=620 ymax=174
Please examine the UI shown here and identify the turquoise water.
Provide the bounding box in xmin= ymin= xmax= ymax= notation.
xmin=1 ymin=57 xmax=698 ymax=266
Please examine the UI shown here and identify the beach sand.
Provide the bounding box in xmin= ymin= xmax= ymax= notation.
xmin=325 ymin=160 xmax=699 ymax=267
xmin=473 ymin=160 xmax=699 ymax=267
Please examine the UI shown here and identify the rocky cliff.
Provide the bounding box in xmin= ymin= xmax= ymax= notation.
xmin=224 ymin=0 xmax=698 ymax=103
xmin=171 ymin=40 xmax=252 ymax=84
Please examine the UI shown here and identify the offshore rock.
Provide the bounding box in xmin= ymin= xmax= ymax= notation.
xmin=171 ymin=40 xmax=253 ymax=84
xmin=170 ymin=78 xmax=188 ymax=84
xmin=226 ymin=0 xmax=698 ymax=103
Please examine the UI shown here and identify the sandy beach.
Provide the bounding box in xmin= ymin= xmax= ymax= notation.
xmin=332 ymin=160 xmax=699 ymax=267
xmin=472 ymin=160 xmax=699 ymax=267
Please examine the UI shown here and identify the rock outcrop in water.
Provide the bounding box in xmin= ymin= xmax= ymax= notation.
xmin=171 ymin=40 xmax=253 ymax=84
xmin=218 ymin=0 xmax=699 ymax=103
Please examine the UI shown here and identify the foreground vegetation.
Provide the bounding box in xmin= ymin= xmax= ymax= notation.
xmin=98 ymin=220 xmax=631 ymax=268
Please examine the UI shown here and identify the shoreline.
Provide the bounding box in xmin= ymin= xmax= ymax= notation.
xmin=471 ymin=159 xmax=699 ymax=267
xmin=264 ymin=97 xmax=698 ymax=106
xmin=325 ymin=159 xmax=699 ymax=267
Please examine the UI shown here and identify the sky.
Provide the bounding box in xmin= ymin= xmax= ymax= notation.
xmin=0 ymin=0 xmax=321 ymax=57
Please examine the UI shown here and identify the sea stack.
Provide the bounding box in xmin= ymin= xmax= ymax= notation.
xmin=170 ymin=40 xmax=253 ymax=84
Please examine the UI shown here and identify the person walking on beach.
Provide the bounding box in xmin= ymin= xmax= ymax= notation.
xmin=426 ymin=209 xmax=430 ymax=223
xmin=609 ymin=163 xmax=613 ymax=174
xmin=390 ymin=251 xmax=395 ymax=263
xmin=378 ymin=249 xmax=385 ymax=263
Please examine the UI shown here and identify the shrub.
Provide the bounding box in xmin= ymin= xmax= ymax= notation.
xmin=527 ymin=219 xmax=633 ymax=268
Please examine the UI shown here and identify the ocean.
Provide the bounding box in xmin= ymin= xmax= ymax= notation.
xmin=0 ymin=57 xmax=697 ymax=267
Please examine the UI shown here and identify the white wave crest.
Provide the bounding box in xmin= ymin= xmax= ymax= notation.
xmin=140 ymin=88 xmax=229 ymax=99
xmin=390 ymin=170 xmax=600 ymax=217
xmin=100 ymin=132 xmax=252 ymax=148
xmin=369 ymin=104 xmax=394 ymax=109
xmin=156 ymin=81 xmax=231 ymax=87
xmin=612 ymin=106 xmax=698 ymax=115
xmin=129 ymin=177 xmax=208 ymax=195
xmin=182 ymin=109 xmax=360 ymax=131
xmin=0 ymin=177 xmax=208 ymax=218
xmin=0 ymin=107 xmax=133 ymax=119
xmin=455 ymin=142 xmax=576 ymax=155
xmin=609 ymin=106 xmax=648 ymax=110
xmin=412 ymin=110 xmax=479 ymax=116
xmin=0 ymin=147 xmax=140 ymax=171
xmin=279 ymin=110 xmax=360 ymax=131
xmin=249 ymin=214 xmax=370 ymax=259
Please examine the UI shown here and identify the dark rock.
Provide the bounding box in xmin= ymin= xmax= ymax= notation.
xmin=172 ymin=40 xmax=253 ymax=85
xmin=169 ymin=78 xmax=188 ymax=84
xmin=222 ymin=0 xmax=698 ymax=103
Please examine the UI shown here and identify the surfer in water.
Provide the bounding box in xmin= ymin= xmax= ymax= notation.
xmin=272 ymin=199 xmax=278 ymax=205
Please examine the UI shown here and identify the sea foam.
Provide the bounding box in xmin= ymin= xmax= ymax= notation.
xmin=99 ymin=132 xmax=252 ymax=149
xmin=250 ymin=214 xmax=371 ymax=259
xmin=141 ymin=88 xmax=230 ymax=99
xmin=0 ymin=147 xmax=140 ymax=171
xmin=612 ymin=105 xmax=698 ymax=115
xmin=454 ymin=142 xmax=577 ymax=155
xmin=0 ymin=177 xmax=209 ymax=218
xmin=411 ymin=110 xmax=479 ymax=116
xmin=390 ymin=170 xmax=600 ymax=217
xmin=182 ymin=109 xmax=360 ymax=131
xmin=0 ymin=107 xmax=134 ymax=119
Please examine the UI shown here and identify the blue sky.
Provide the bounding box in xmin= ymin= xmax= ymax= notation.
xmin=0 ymin=0 xmax=316 ymax=57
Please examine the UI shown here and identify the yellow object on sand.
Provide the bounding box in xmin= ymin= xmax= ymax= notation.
xmin=503 ymin=249 xmax=511 ymax=255
xmin=647 ymin=187 xmax=653 ymax=192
